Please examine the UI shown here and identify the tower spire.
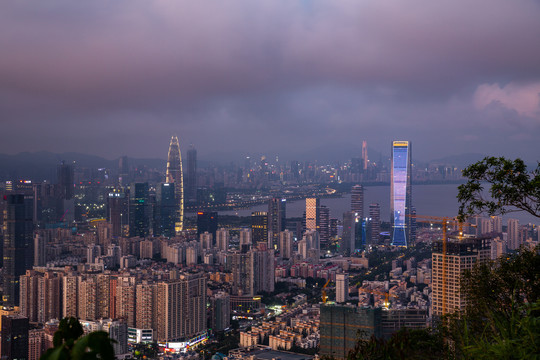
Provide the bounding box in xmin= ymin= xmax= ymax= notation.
xmin=166 ymin=135 xmax=184 ymax=232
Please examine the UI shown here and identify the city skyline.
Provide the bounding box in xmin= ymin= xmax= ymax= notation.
xmin=1 ymin=1 xmax=540 ymax=162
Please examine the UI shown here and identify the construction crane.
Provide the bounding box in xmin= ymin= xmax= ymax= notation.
xmin=409 ymin=214 xmax=476 ymax=315
xmin=321 ymin=279 xmax=331 ymax=303
xmin=359 ymin=288 xmax=398 ymax=309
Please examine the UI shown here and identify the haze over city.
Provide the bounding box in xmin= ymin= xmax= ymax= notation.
xmin=2 ymin=0 xmax=540 ymax=162
xmin=1 ymin=2 xmax=539 ymax=360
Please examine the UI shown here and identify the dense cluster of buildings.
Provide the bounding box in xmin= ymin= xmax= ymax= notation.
xmin=0 ymin=137 xmax=538 ymax=359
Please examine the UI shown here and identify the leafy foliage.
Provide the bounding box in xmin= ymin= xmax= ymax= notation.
xmin=40 ymin=317 xmax=115 ymax=360
xmin=346 ymin=328 xmax=447 ymax=360
xmin=457 ymin=157 xmax=540 ymax=220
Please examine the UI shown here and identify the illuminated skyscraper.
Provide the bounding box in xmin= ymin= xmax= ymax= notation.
xmin=305 ymin=198 xmax=320 ymax=233
xmin=390 ymin=141 xmax=412 ymax=247
xmin=268 ymin=198 xmax=286 ymax=248
xmin=166 ymin=135 xmax=184 ymax=233
xmin=351 ymin=185 xmax=364 ymax=218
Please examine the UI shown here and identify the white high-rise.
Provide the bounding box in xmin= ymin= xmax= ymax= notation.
xmin=279 ymin=230 xmax=293 ymax=259
xmin=216 ymin=228 xmax=229 ymax=251
xmin=507 ymin=219 xmax=521 ymax=250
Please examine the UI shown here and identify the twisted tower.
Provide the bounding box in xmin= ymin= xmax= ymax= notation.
xmin=166 ymin=135 xmax=184 ymax=233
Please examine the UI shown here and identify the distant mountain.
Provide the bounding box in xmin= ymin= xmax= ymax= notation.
xmin=0 ymin=151 xmax=166 ymax=181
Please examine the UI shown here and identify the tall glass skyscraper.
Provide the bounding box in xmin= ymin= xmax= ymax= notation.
xmin=166 ymin=135 xmax=184 ymax=233
xmin=390 ymin=141 xmax=412 ymax=247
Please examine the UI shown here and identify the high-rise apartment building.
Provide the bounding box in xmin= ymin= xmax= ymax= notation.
xmin=210 ymin=292 xmax=230 ymax=332
xmin=166 ymin=135 xmax=184 ymax=233
xmin=336 ymin=273 xmax=349 ymax=303
xmin=156 ymin=273 xmax=206 ymax=342
xmin=3 ymin=194 xmax=34 ymax=306
xmin=390 ymin=141 xmax=412 ymax=247
xmin=19 ymin=270 xmax=63 ymax=324
xmin=239 ymin=228 xmax=252 ymax=248
xmin=351 ymin=185 xmax=364 ymax=219
xmin=136 ymin=282 xmax=156 ymax=330
xmin=216 ymin=228 xmax=229 ymax=252
xmin=251 ymin=244 xmax=275 ymax=294
xmin=231 ymin=251 xmax=253 ymax=296
xmin=507 ymin=219 xmax=521 ymax=250
xmin=116 ymin=276 xmax=136 ymax=327
xmin=279 ymin=230 xmax=293 ymax=259
xmin=186 ymin=145 xmax=197 ymax=203
xmin=431 ymin=236 xmax=491 ymax=316
xmin=268 ymin=198 xmax=286 ymax=249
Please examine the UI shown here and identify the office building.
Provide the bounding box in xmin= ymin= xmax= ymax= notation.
xmin=251 ymin=211 xmax=268 ymax=244
xmin=155 ymin=183 xmax=176 ymax=238
xmin=56 ymin=161 xmax=74 ymax=200
xmin=107 ymin=189 xmax=128 ymax=237
xmin=369 ymin=203 xmax=381 ymax=244
xmin=305 ymin=198 xmax=320 ymax=233
xmin=319 ymin=206 xmax=330 ymax=244
xmin=336 ymin=273 xmax=349 ymax=303
xmin=129 ymin=183 xmax=150 ymax=238
xmin=197 ymin=211 xmax=218 ymax=240
xmin=186 ymin=145 xmax=197 ymax=203
xmin=268 ymin=198 xmax=286 ymax=249
xmin=156 ymin=273 xmax=206 ymax=342
xmin=1 ymin=315 xmax=29 ymax=360
xmin=3 ymin=194 xmax=34 ymax=306
xmin=390 ymin=141 xmax=412 ymax=247
xmin=166 ymin=135 xmax=184 ymax=233
xmin=351 ymin=185 xmax=364 ymax=219
xmin=431 ymin=236 xmax=491 ymax=316
xmin=341 ymin=212 xmax=356 ymax=255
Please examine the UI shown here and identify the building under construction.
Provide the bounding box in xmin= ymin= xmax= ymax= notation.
xmin=431 ymin=235 xmax=491 ymax=317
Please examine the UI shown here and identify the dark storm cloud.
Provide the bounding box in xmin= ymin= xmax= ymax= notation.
xmin=1 ymin=0 xmax=540 ymax=161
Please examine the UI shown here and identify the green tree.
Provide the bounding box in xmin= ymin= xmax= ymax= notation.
xmin=457 ymin=157 xmax=540 ymax=221
xmin=445 ymin=245 xmax=540 ymax=359
xmin=346 ymin=328 xmax=447 ymax=360
xmin=40 ymin=317 xmax=116 ymax=360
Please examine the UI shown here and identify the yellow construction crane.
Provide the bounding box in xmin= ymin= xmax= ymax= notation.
xmin=321 ymin=279 xmax=331 ymax=303
xmin=359 ymin=288 xmax=398 ymax=309
xmin=409 ymin=214 xmax=476 ymax=315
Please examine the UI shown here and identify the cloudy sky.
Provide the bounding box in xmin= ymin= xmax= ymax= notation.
xmin=1 ymin=0 xmax=540 ymax=163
